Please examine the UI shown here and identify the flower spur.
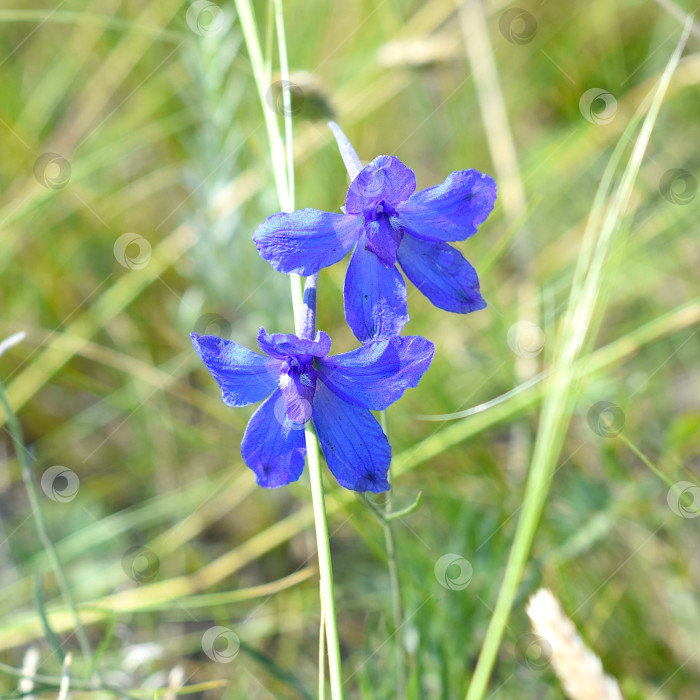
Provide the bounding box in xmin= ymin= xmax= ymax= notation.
xmin=253 ymin=155 xmax=497 ymax=341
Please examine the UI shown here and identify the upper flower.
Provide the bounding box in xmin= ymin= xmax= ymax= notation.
xmin=253 ymin=155 xmax=497 ymax=342
xmin=191 ymin=328 xmax=434 ymax=492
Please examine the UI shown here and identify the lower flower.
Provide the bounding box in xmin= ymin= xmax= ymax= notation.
xmin=191 ymin=328 xmax=434 ymax=493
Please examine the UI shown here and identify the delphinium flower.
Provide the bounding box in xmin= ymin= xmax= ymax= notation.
xmin=253 ymin=155 xmax=497 ymax=341
xmin=191 ymin=326 xmax=433 ymax=492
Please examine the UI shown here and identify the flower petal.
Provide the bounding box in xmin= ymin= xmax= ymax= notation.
xmin=191 ymin=333 xmax=279 ymax=407
xmin=253 ymin=209 xmax=361 ymax=275
xmin=317 ymin=336 xmax=434 ymax=410
xmin=241 ymin=389 xmax=307 ymax=487
xmin=280 ymin=368 xmax=316 ymax=424
xmin=365 ymin=214 xmax=403 ymax=266
xmin=257 ymin=328 xmax=331 ymax=359
xmin=312 ymin=382 xmax=391 ymax=493
xmin=346 ymin=156 xmax=416 ymax=214
xmin=397 ymin=235 xmax=486 ymax=313
xmin=344 ymin=235 xmax=409 ymax=342
xmin=397 ymin=170 xmax=497 ymax=242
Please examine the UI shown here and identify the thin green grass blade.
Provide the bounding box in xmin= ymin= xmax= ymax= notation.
xmin=0 ymin=374 xmax=94 ymax=669
xmin=464 ymin=18 xmax=693 ymax=700
xmin=238 ymin=640 xmax=315 ymax=700
xmin=34 ymin=573 xmax=65 ymax=664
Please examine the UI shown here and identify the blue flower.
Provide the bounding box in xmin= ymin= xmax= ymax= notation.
xmin=191 ymin=328 xmax=434 ymax=492
xmin=253 ymin=156 xmax=497 ymax=342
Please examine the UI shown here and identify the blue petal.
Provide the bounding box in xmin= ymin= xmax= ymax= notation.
xmin=257 ymin=328 xmax=332 ymax=359
xmin=397 ymin=170 xmax=497 ymax=242
xmin=253 ymin=209 xmax=361 ymax=275
xmin=241 ymin=389 xmax=307 ymax=487
xmin=365 ymin=214 xmax=402 ymax=266
xmin=396 ymin=234 xmax=486 ymax=313
xmin=312 ymin=382 xmax=390 ymax=493
xmin=280 ymin=367 xmax=316 ymax=424
xmin=344 ymin=235 xmax=409 ymax=343
xmin=346 ymin=156 xmax=416 ymax=214
xmin=317 ymin=335 xmax=434 ymax=410
xmin=191 ymin=333 xmax=279 ymax=407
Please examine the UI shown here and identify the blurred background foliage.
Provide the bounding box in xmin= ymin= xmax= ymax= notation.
xmin=0 ymin=0 xmax=699 ymax=698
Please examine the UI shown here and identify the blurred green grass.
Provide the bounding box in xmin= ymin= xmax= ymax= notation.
xmin=0 ymin=0 xmax=699 ymax=698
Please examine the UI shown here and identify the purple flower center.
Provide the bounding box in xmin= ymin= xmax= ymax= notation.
xmin=370 ymin=201 xmax=396 ymax=218
xmin=279 ymin=354 xmax=317 ymax=424
xmin=363 ymin=203 xmax=403 ymax=266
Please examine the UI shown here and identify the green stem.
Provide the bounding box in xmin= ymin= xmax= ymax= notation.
xmin=235 ymin=3 xmax=344 ymax=696
xmin=272 ymin=0 xmax=295 ymax=211
xmin=235 ymin=0 xmax=302 ymax=319
xmin=318 ymin=606 xmax=326 ymax=700
xmin=381 ymin=413 xmax=406 ymax=700
xmin=0 ymin=378 xmax=94 ymax=668
xmin=299 ymin=277 xmax=344 ymax=700
xmin=305 ymin=424 xmax=344 ymax=700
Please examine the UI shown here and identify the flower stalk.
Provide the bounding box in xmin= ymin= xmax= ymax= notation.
xmin=298 ymin=274 xmax=344 ymax=700
xmin=305 ymin=426 xmax=344 ymax=700
xmin=234 ymin=1 xmax=343 ymax=694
